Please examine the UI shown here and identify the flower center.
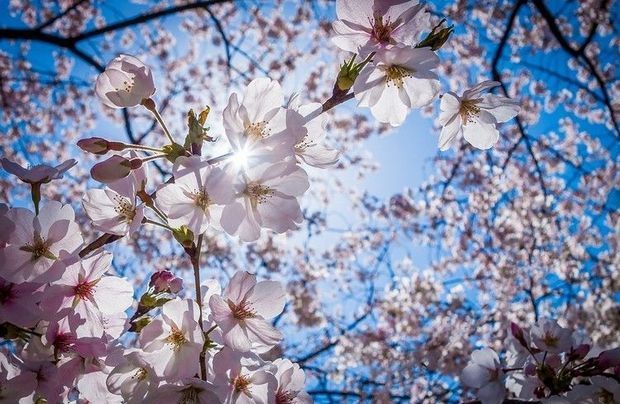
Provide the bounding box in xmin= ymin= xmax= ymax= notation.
xmin=116 ymin=77 xmax=135 ymax=93
xmin=53 ymin=332 xmax=76 ymax=354
xmin=371 ymin=15 xmax=393 ymax=44
xmin=228 ymin=299 xmax=257 ymax=320
xmin=385 ymin=66 xmax=412 ymax=89
xmin=245 ymin=121 xmax=270 ymax=139
xmin=132 ymin=367 xmax=148 ymax=381
xmin=113 ymin=194 xmax=136 ymax=222
xmin=276 ymin=390 xmax=298 ymax=404
xmin=459 ymin=100 xmax=481 ymax=124
xmin=192 ymin=189 xmax=211 ymax=211
xmin=244 ymin=182 xmax=274 ymax=208
xmin=542 ymin=332 xmax=559 ymax=348
xmin=74 ymin=279 xmax=97 ymax=301
xmin=295 ymin=137 xmax=315 ymax=153
xmin=166 ymin=327 xmax=188 ymax=351
xmin=20 ymin=233 xmax=56 ymax=261
xmin=232 ymin=374 xmax=252 ymax=394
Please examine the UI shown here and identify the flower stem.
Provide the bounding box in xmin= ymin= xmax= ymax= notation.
xmin=124 ymin=144 xmax=165 ymax=153
xmin=30 ymin=183 xmax=41 ymax=215
xmin=143 ymin=218 xmax=173 ymax=231
xmin=142 ymin=98 xmax=176 ymax=144
xmin=191 ymin=233 xmax=207 ymax=381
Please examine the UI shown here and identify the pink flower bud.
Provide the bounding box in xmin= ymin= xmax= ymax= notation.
xmin=95 ymin=54 xmax=156 ymax=109
xmin=569 ymin=344 xmax=590 ymax=360
xmin=90 ymin=155 xmax=134 ymax=183
xmin=149 ymin=270 xmax=183 ymax=294
xmin=596 ymin=347 xmax=620 ymax=370
xmin=510 ymin=321 xmax=528 ymax=348
xmin=77 ymin=137 xmax=109 ymax=155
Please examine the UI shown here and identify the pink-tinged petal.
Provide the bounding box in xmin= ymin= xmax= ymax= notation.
xmin=353 ymin=65 xmax=386 ymax=108
xmin=4 ymin=207 xmax=35 ymax=244
xmin=93 ymin=276 xmax=134 ymax=314
xmin=244 ymin=317 xmax=283 ymax=347
xmin=438 ymin=115 xmax=462 ymax=151
xmin=461 ymin=363 xmax=488 ymax=388
xmin=463 ymin=80 xmax=501 ymax=100
xmin=336 ymin=0 xmax=373 ymax=25
xmin=139 ymin=319 xmax=165 ymax=349
xmin=224 ymin=322 xmax=253 ymax=352
xmin=242 ymin=78 xmax=283 ymax=123
xmin=479 ymin=95 xmax=521 ymax=123
xmin=249 ymin=281 xmax=286 ymax=319
xmin=235 ymin=199 xmax=263 ymax=242
xmin=225 ymin=271 xmax=257 ymax=303
xmin=82 ymin=251 xmax=113 ymax=281
xmin=220 ymin=201 xmax=246 ymax=236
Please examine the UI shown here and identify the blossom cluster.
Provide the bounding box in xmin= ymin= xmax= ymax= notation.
xmin=0 ymin=0 xmax=526 ymax=402
xmin=461 ymin=319 xmax=620 ymax=403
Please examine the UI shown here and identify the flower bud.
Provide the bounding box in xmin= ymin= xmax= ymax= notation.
xmin=510 ymin=321 xmax=529 ymax=348
xmin=95 ymin=54 xmax=156 ymax=109
xmin=172 ymin=225 xmax=195 ymax=249
xmin=90 ymin=155 xmax=135 ymax=183
xmin=524 ymin=362 xmax=537 ymax=376
xmin=77 ymin=137 xmax=109 ymax=155
xmin=336 ymin=56 xmax=369 ymax=91
xmin=417 ymin=19 xmax=454 ymax=51
xmin=149 ymin=270 xmax=183 ymax=294
xmin=569 ymin=344 xmax=590 ymax=361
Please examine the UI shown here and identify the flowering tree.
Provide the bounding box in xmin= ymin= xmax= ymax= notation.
xmin=0 ymin=0 xmax=618 ymax=403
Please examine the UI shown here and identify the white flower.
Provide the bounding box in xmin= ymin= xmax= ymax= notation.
xmin=139 ymin=299 xmax=204 ymax=381
xmin=0 ymin=158 xmax=76 ymax=185
xmin=156 ymin=156 xmax=235 ymax=236
xmin=41 ymin=251 xmax=134 ymax=338
xmin=530 ymin=319 xmax=573 ymax=354
xmin=209 ymin=271 xmax=286 ymax=352
xmin=106 ymin=350 xmax=158 ymax=403
xmin=151 ymin=379 xmax=220 ymax=403
xmin=0 ymin=202 xmax=83 ymax=283
xmin=223 ymin=78 xmax=303 ymax=170
xmin=287 ymin=95 xmax=340 ymax=168
xmin=438 ymin=80 xmax=521 ymax=151
xmin=461 ymin=348 xmax=506 ymax=404
xmin=332 ymin=0 xmax=430 ymax=55
xmin=212 ymin=347 xmax=278 ymax=404
xmin=353 ymin=46 xmax=440 ymax=127
xmin=273 ymin=359 xmax=312 ymax=404
xmin=220 ymin=161 xmax=309 ymax=242
xmin=83 ymin=161 xmax=147 ymax=236
xmin=95 ymin=54 xmax=155 ymax=108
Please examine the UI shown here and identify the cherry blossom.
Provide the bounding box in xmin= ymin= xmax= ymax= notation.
xmin=95 ymin=54 xmax=155 ymax=109
xmin=41 ymin=251 xmax=134 ymax=338
xmin=0 ymin=202 xmax=83 ymax=283
xmin=461 ymin=348 xmax=506 ymax=404
xmin=138 ymin=299 xmax=204 ymax=381
xmin=287 ymin=95 xmax=340 ymax=168
xmin=273 ymin=359 xmax=312 ymax=404
xmin=331 ymin=0 xmax=429 ymax=55
xmin=149 ymin=270 xmax=183 ymax=294
xmin=82 ymin=161 xmax=147 ymax=236
xmin=438 ymin=80 xmax=521 ymax=150
xmin=220 ymin=161 xmax=309 ymax=242
xmin=156 ymin=156 xmax=235 ymax=235
xmin=530 ymin=319 xmax=573 ymax=354
xmin=354 ymin=46 xmax=440 ymax=126
xmin=212 ymin=347 xmax=278 ymax=404
xmin=106 ymin=350 xmax=158 ymax=403
xmin=0 ymin=158 xmax=77 ymax=185
xmin=223 ymin=77 xmax=303 ymax=169
xmin=209 ymin=271 xmax=286 ymax=352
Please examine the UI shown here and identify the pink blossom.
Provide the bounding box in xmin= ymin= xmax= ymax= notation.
xmin=107 ymin=350 xmax=158 ymax=402
xmin=95 ymin=54 xmax=155 ymax=109
xmin=90 ymin=155 xmax=142 ymax=184
xmin=41 ymin=251 xmax=134 ymax=338
xmin=209 ymin=271 xmax=286 ymax=352
xmin=0 ymin=202 xmax=83 ymax=283
xmin=139 ymin=299 xmax=204 ymax=381
xmin=220 ymin=161 xmax=309 ymax=242
xmin=461 ymin=348 xmax=505 ymax=404
xmin=150 ymin=378 xmax=221 ymax=403
xmin=332 ymin=0 xmax=430 ymax=55
xmin=149 ymin=270 xmax=183 ymax=294
xmin=273 ymin=359 xmax=312 ymax=404
xmin=156 ymin=156 xmax=235 ymax=235
xmin=530 ymin=319 xmax=573 ymax=354
xmin=0 ymin=158 xmax=76 ymax=185
xmin=0 ymin=277 xmax=42 ymax=328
